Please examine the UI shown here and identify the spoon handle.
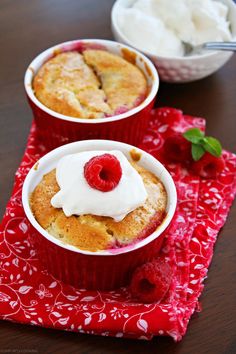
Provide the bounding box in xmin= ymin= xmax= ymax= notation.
xmin=203 ymin=41 xmax=236 ymax=52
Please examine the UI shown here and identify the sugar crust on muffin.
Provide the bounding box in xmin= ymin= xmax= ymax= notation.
xmin=32 ymin=50 xmax=148 ymax=119
xmin=30 ymin=163 xmax=167 ymax=252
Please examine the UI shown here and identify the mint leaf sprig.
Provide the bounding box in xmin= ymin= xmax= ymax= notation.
xmin=183 ymin=128 xmax=222 ymax=161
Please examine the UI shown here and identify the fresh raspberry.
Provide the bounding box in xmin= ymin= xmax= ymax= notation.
xmin=192 ymin=152 xmax=225 ymax=178
xmin=163 ymin=133 xmax=192 ymax=163
xmin=84 ymin=153 xmax=122 ymax=192
xmin=130 ymin=258 xmax=172 ymax=303
xmin=155 ymin=107 xmax=183 ymax=124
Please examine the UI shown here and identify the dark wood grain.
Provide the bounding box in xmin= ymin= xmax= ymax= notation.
xmin=0 ymin=1 xmax=235 ymax=353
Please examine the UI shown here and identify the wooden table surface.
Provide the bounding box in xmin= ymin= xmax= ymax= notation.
xmin=0 ymin=1 xmax=235 ymax=353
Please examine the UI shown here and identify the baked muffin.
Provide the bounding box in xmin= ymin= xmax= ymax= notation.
xmin=30 ymin=151 xmax=167 ymax=252
xmin=32 ymin=49 xmax=148 ymax=119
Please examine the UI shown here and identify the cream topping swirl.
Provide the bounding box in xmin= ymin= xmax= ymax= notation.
xmin=51 ymin=150 xmax=147 ymax=221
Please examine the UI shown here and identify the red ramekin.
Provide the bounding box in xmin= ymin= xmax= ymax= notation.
xmin=24 ymin=39 xmax=159 ymax=150
xmin=22 ymin=140 xmax=176 ymax=290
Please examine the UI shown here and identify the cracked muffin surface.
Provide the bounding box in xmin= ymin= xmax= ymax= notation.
xmin=30 ymin=163 xmax=167 ymax=252
xmin=32 ymin=50 xmax=148 ymax=119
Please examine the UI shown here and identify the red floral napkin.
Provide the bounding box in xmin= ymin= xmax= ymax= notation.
xmin=0 ymin=108 xmax=235 ymax=341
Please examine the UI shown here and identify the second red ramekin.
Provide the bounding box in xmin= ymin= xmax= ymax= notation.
xmin=24 ymin=39 xmax=159 ymax=149
xmin=22 ymin=140 xmax=177 ymax=290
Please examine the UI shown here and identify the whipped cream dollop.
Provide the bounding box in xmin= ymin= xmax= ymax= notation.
xmin=51 ymin=150 xmax=148 ymax=221
xmin=117 ymin=0 xmax=232 ymax=57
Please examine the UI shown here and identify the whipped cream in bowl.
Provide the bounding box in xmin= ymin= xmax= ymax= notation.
xmin=113 ymin=0 xmax=233 ymax=58
xmin=112 ymin=0 xmax=236 ymax=82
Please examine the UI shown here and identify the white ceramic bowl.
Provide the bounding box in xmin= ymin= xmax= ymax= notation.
xmin=111 ymin=0 xmax=236 ymax=83
xmin=22 ymin=140 xmax=177 ymax=289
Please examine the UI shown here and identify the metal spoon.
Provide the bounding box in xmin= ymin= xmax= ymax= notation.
xmin=184 ymin=41 xmax=236 ymax=56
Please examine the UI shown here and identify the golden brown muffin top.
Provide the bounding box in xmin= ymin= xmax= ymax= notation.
xmin=32 ymin=50 xmax=148 ymax=119
xmin=30 ymin=163 xmax=167 ymax=252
